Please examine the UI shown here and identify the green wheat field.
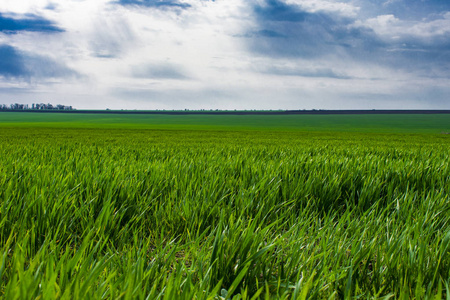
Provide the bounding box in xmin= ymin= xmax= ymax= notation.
xmin=0 ymin=112 xmax=449 ymax=299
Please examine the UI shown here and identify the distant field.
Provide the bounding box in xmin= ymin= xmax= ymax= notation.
xmin=1 ymin=111 xmax=449 ymax=133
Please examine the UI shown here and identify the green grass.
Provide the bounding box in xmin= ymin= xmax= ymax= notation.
xmin=0 ymin=126 xmax=449 ymax=299
xmin=1 ymin=112 xmax=449 ymax=133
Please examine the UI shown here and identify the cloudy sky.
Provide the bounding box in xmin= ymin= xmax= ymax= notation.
xmin=0 ymin=0 xmax=449 ymax=110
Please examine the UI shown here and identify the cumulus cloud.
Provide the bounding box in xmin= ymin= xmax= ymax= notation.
xmin=349 ymin=12 xmax=450 ymax=76
xmin=356 ymin=12 xmax=450 ymax=39
xmin=284 ymin=0 xmax=359 ymax=17
xmin=245 ymin=0 xmax=450 ymax=79
xmin=376 ymin=0 xmax=449 ymax=19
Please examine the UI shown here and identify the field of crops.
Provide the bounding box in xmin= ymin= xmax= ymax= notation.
xmin=1 ymin=112 xmax=450 ymax=133
xmin=0 ymin=115 xmax=450 ymax=298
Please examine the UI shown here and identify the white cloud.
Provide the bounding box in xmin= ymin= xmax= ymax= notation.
xmin=284 ymin=0 xmax=359 ymax=17
xmin=0 ymin=0 xmax=49 ymax=14
xmin=0 ymin=0 xmax=449 ymax=109
xmin=355 ymin=12 xmax=450 ymax=40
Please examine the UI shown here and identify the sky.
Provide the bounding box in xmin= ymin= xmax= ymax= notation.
xmin=0 ymin=0 xmax=449 ymax=110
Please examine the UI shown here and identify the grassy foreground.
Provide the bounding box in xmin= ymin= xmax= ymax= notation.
xmin=0 ymin=124 xmax=449 ymax=298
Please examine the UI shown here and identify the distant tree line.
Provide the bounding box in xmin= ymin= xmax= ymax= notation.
xmin=0 ymin=103 xmax=74 ymax=111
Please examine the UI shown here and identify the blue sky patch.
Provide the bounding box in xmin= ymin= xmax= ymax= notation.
xmin=115 ymin=0 xmax=191 ymax=9
xmin=248 ymin=0 xmax=450 ymax=78
xmin=0 ymin=13 xmax=63 ymax=34
xmin=0 ymin=44 xmax=77 ymax=80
